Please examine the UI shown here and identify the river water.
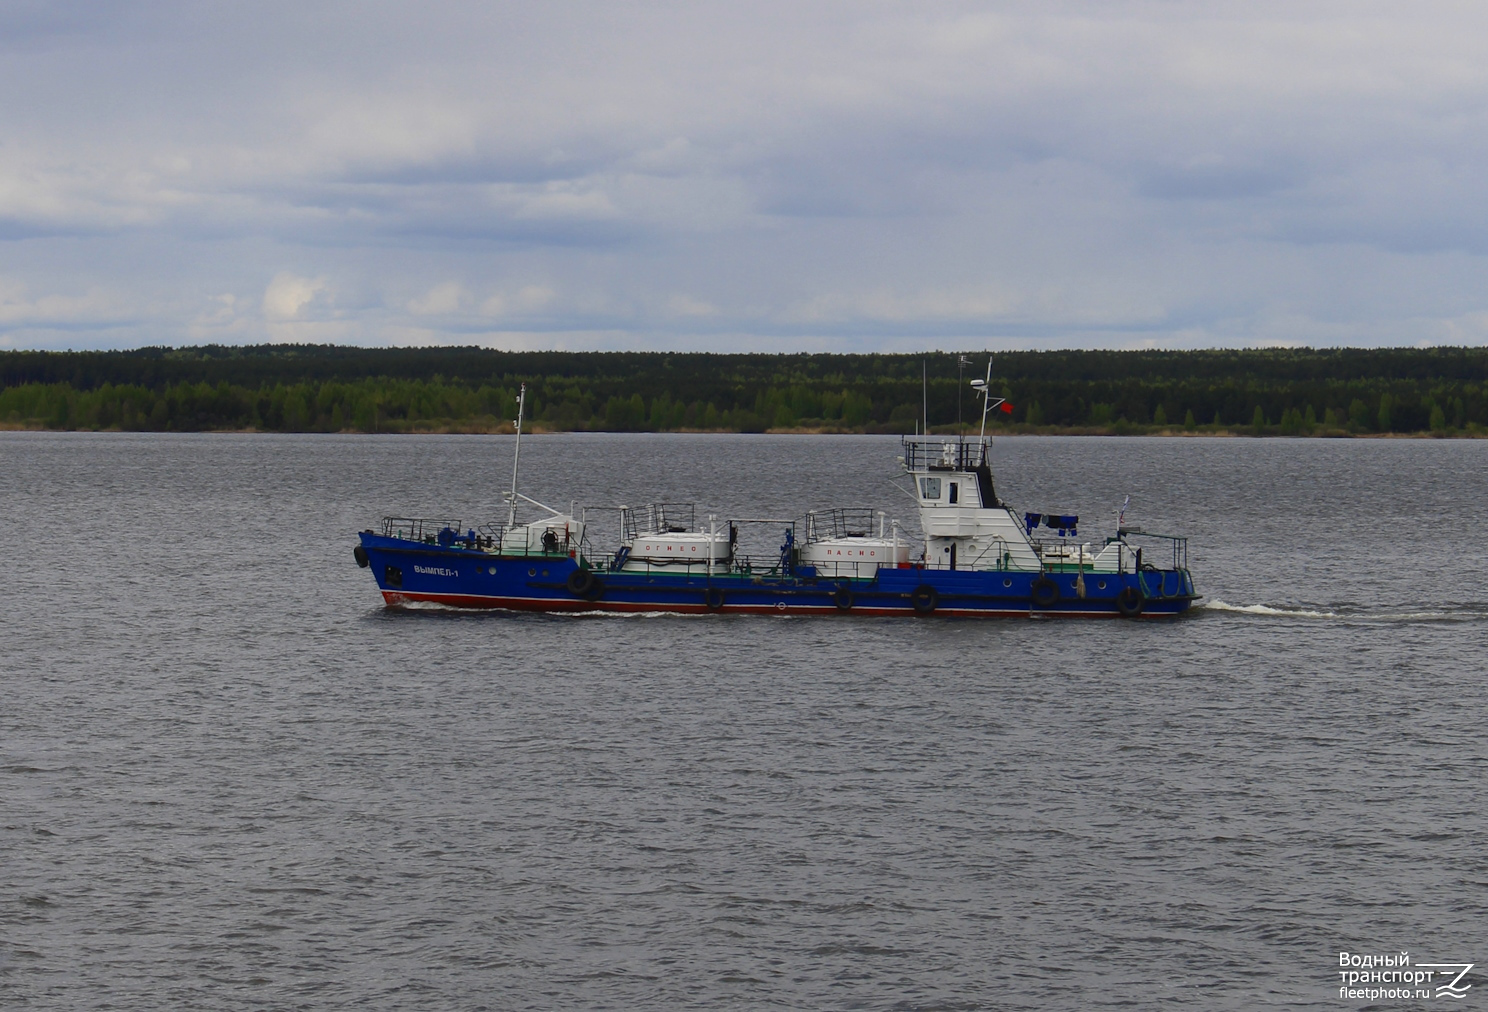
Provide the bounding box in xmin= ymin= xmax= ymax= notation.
xmin=1 ymin=432 xmax=1484 ymax=1010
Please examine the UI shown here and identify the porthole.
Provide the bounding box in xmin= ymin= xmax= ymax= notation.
xmin=1098 ymin=580 xmax=1106 ymax=590
xmin=489 ymin=566 xmax=497 ymax=575
xmin=542 ymin=569 xmax=549 ymax=577
xmin=1003 ymin=578 xmax=1012 ymax=587
xmin=528 ymin=568 xmax=536 ymax=577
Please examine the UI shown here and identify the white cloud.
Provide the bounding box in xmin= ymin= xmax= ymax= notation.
xmin=479 ymin=285 xmax=557 ymax=317
xmin=262 ymin=272 xmax=329 ymax=321
xmin=666 ymin=294 xmax=716 ymax=318
xmin=0 ymin=277 xmax=132 ymax=328
xmin=407 ymin=281 xmax=469 ymax=316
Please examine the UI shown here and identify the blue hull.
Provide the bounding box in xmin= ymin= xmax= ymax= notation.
xmin=356 ymin=533 xmax=1198 ymax=618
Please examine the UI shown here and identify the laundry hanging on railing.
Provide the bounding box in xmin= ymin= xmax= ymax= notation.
xmin=1023 ymin=512 xmax=1079 ymax=537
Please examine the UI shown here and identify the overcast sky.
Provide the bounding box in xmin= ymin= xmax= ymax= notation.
xmin=3 ymin=1 xmax=1488 ymax=352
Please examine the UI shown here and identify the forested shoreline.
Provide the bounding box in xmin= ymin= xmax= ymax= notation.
xmin=3 ymin=345 xmax=1487 ymax=436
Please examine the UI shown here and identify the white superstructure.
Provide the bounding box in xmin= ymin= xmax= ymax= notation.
xmin=903 ymin=437 xmax=1131 ymax=574
xmin=500 ymin=514 xmax=586 ymax=556
xmin=904 ymin=438 xmax=1041 ymax=571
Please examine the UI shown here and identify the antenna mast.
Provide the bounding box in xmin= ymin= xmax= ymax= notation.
xmin=507 ymin=383 xmax=526 ymax=528
xmin=958 ymin=355 xmax=971 ymax=429
xmin=979 ymin=358 xmax=992 ymax=440
xmin=971 ymin=358 xmax=992 ymax=440
xmin=970 ymin=357 xmax=1006 ymax=442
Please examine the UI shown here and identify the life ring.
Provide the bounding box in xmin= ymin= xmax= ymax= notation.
xmin=910 ymin=584 xmax=938 ymax=614
xmin=705 ymin=586 xmax=725 ymax=611
xmin=353 ymin=545 xmax=369 ymax=568
xmin=1031 ymin=576 xmax=1060 ymax=608
xmin=1117 ymin=586 xmax=1144 ymax=618
xmin=833 ymin=585 xmax=854 ymax=611
xmin=567 ymin=568 xmax=602 ymax=600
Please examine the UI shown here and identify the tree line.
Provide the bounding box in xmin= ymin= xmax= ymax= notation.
xmin=2 ymin=345 xmax=1487 ymax=435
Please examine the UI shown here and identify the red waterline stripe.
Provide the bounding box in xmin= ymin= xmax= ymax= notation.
xmin=380 ymin=590 xmax=1170 ymax=617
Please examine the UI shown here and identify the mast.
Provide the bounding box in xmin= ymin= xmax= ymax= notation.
xmin=978 ymin=358 xmax=994 ymax=440
xmin=507 ymin=383 xmax=526 ymax=528
xmin=958 ymin=355 xmax=971 ymax=430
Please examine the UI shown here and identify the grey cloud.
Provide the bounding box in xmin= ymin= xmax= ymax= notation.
xmin=5 ymin=2 xmax=1488 ymax=349
xmin=1138 ymin=162 xmax=1300 ymax=201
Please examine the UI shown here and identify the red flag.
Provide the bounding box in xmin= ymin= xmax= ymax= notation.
xmin=1000 ymin=402 xmax=1014 ymax=414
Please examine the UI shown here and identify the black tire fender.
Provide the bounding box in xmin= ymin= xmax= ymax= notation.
xmin=704 ymin=586 xmax=725 ymax=611
xmin=353 ymin=545 xmax=369 ymax=568
xmin=910 ymin=584 xmax=938 ymax=614
xmin=566 ymin=568 xmax=599 ymax=600
xmin=1031 ymin=576 xmax=1060 ymax=608
xmin=833 ymin=585 xmax=854 ymax=612
xmin=1117 ymin=586 xmax=1145 ymax=618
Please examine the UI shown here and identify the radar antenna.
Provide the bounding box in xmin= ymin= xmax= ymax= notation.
xmin=968 ymin=358 xmax=1007 ymax=440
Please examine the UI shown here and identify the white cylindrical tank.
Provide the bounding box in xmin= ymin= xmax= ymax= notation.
xmin=799 ymin=537 xmax=911 ymax=578
xmin=626 ymin=531 xmax=732 ymax=563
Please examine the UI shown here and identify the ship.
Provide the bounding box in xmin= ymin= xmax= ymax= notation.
xmin=352 ymin=365 xmax=1199 ymax=618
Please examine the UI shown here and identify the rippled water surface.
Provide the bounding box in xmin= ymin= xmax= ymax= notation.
xmin=2 ymin=432 xmax=1485 ymax=1010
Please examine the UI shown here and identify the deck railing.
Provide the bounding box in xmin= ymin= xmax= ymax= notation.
xmin=598 ymin=551 xmax=786 ymax=577
xmin=381 ymin=516 xmax=464 ymax=544
xmin=801 ymin=507 xmax=879 ymax=542
xmin=620 ymin=503 xmax=696 ymax=539
xmin=1120 ymin=529 xmax=1190 ymax=572
xmin=901 ymin=436 xmax=990 ymax=471
xmin=1026 ymin=529 xmax=1190 ymax=574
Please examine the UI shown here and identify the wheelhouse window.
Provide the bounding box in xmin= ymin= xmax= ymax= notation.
xmin=949 ymin=482 xmax=959 ymax=504
xmin=919 ymin=477 xmax=941 ymax=500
